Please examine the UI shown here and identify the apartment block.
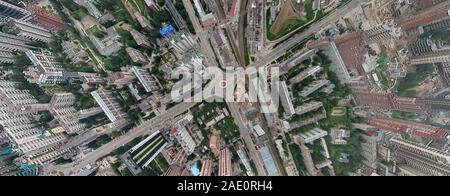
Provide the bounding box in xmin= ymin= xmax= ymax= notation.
xmin=25 ymin=50 xmax=65 ymax=86
xmin=91 ymin=89 xmax=127 ymax=123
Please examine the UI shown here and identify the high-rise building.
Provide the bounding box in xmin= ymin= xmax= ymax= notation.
xmin=361 ymin=131 xmax=378 ymax=169
xmin=279 ymin=81 xmax=295 ymax=116
xmin=365 ymin=116 xmax=449 ymax=140
xmin=132 ymin=66 xmax=161 ymax=93
xmin=49 ymin=93 xmax=98 ymax=135
xmin=91 ymin=89 xmax=128 ymax=123
xmin=396 ymin=1 xmax=450 ymax=33
xmin=2 ymin=17 xmax=52 ymax=42
xmin=130 ymin=29 xmax=151 ymax=48
xmin=0 ymin=80 xmax=41 ymax=113
xmin=164 ymin=0 xmax=188 ymax=32
xmin=219 ymin=148 xmax=232 ymax=176
xmin=0 ymin=31 xmax=38 ymax=52
xmin=289 ymin=66 xmax=322 ymax=85
xmin=26 ymin=4 xmax=65 ymax=31
xmin=168 ymin=32 xmax=196 ymax=55
xmin=389 ymin=137 xmax=450 ymax=176
xmin=126 ymin=47 xmax=149 ymax=65
xmin=0 ymin=80 xmax=67 ymax=165
xmin=300 ymin=80 xmax=330 ymax=97
xmin=353 ymin=91 xmax=450 ymax=114
xmin=200 ymin=158 xmax=212 ymax=176
xmin=25 ymin=50 xmax=65 ymax=86
xmin=0 ymin=0 xmax=32 ymax=21
xmin=333 ymin=32 xmax=367 ymax=75
xmin=172 ymin=116 xmax=197 ymax=155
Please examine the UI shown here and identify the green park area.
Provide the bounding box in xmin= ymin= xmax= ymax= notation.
xmin=396 ymin=64 xmax=435 ymax=97
xmin=267 ymin=0 xmax=321 ymax=41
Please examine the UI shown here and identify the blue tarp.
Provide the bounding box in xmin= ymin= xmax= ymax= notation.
xmin=160 ymin=24 xmax=175 ymax=37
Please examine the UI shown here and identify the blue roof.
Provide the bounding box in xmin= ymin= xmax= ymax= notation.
xmin=191 ymin=163 xmax=200 ymax=176
xmin=259 ymin=147 xmax=279 ymax=176
xmin=159 ymin=25 xmax=175 ymax=37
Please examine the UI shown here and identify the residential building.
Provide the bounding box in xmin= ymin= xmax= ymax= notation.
xmin=365 ymin=116 xmax=449 ymax=140
xmin=134 ymin=12 xmax=153 ymax=30
xmin=300 ymin=80 xmax=330 ymax=97
xmin=293 ymin=128 xmax=328 ymax=144
xmin=61 ymin=41 xmax=87 ymax=64
xmin=200 ymin=158 xmax=212 ymax=176
xmin=109 ymin=71 xmax=135 ymax=87
xmin=126 ymin=47 xmax=148 ymax=65
xmin=0 ymin=80 xmax=67 ymax=165
xmin=168 ymin=32 xmax=196 ymax=55
xmin=289 ymin=66 xmax=322 ymax=85
xmin=145 ymin=0 xmax=160 ymax=11
xmin=91 ymin=89 xmax=128 ymax=123
xmin=2 ymin=17 xmax=52 ymax=42
xmin=330 ymin=128 xmax=350 ymax=145
xmin=26 ymin=4 xmax=65 ymax=31
xmin=74 ymin=0 xmax=103 ymax=19
xmin=295 ymin=101 xmax=323 ymax=116
xmin=49 ymin=93 xmax=97 ymax=135
xmin=0 ymin=31 xmax=38 ymax=52
xmin=279 ymin=81 xmax=295 ymax=116
xmin=25 ymin=50 xmax=65 ymax=86
xmin=389 ymin=137 xmax=450 ymax=176
xmin=164 ymin=0 xmax=188 ymax=31
xmin=132 ymin=66 xmax=161 ymax=93
xmin=219 ymin=148 xmax=232 ymax=176
xmin=361 ymin=131 xmax=378 ymax=169
xmin=172 ymin=116 xmax=197 ymax=155
xmin=0 ymin=49 xmax=14 ymax=64
xmin=333 ymin=32 xmax=367 ymax=75
xmin=90 ymin=27 xmax=122 ymax=56
xmin=0 ymin=1 xmax=31 ymax=21
xmin=209 ymin=134 xmax=220 ymax=157
xmin=130 ymin=29 xmax=151 ymax=48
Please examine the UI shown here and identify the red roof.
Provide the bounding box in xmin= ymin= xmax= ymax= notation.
xmin=228 ymin=0 xmax=238 ymax=17
xmin=334 ymin=32 xmax=366 ymax=75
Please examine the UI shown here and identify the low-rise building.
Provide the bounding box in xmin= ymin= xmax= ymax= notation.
xmin=62 ymin=41 xmax=87 ymax=64
xmin=90 ymin=27 xmax=122 ymax=56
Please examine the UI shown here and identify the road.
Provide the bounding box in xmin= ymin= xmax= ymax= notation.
xmin=62 ymin=6 xmax=106 ymax=71
xmin=182 ymin=0 xmax=218 ymax=67
xmin=249 ymin=0 xmax=360 ymax=69
xmin=51 ymin=102 xmax=196 ymax=175
xmin=227 ymin=102 xmax=268 ymax=176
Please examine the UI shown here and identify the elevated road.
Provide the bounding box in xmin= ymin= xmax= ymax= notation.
xmin=249 ymin=0 xmax=360 ymax=69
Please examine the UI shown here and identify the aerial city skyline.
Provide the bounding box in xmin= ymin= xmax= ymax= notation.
xmin=0 ymin=0 xmax=449 ymax=178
